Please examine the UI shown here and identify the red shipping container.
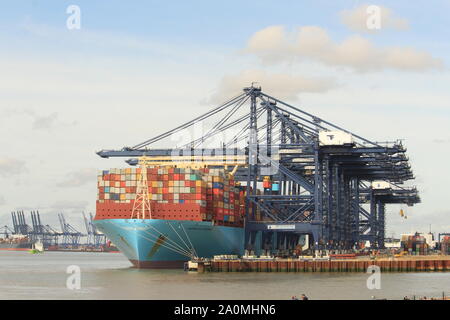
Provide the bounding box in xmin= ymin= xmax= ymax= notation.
xmin=174 ymin=174 xmax=180 ymax=180
xmin=163 ymin=181 xmax=169 ymax=188
xmin=162 ymin=187 xmax=169 ymax=194
xmin=120 ymin=181 xmax=126 ymax=187
xmin=163 ymin=175 xmax=169 ymax=181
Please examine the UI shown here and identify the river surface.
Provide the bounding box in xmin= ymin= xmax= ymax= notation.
xmin=0 ymin=251 xmax=448 ymax=300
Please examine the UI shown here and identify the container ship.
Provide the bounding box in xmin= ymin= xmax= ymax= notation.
xmin=94 ymin=165 xmax=260 ymax=268
xmin=0 ymin=235 xmax=34 ymax=251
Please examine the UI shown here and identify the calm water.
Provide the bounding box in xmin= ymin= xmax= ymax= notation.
xmin=0 ymin=251 xmax=449 ymax=300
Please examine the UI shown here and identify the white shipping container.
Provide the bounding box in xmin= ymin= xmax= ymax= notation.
xmin=371 ymin=181 xmax=391 ymax=190
xmin=319 ymin=131 xmax=354 ymax=146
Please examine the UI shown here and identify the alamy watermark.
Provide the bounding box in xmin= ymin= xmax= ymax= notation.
xmin=366 ymin=265 xmax=381 ymax=290
xmin=66 ymin=5 xmax=81 ymax=30
xmin=366 ymin=5 xmax=381 ymax=30
xmin=66 ymin=265 xmax=81 ymax=290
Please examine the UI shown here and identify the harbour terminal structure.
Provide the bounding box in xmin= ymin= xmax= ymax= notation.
xmin=93 ymin=86 xmax=421 ymax=268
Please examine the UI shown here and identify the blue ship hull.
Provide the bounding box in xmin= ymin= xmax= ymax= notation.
xmin=93 ymin=219 xmax=244 ymax=268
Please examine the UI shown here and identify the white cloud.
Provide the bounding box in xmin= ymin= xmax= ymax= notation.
xmin=57 ymin=168 xmax=97 ymax=188
xmin=1 ymin=108 xmax=74 ymax=131
xmin=433 ymin=138 xmax=450 ymax=144
xmin=0 ymin=157 xmax=26 ymax=177
xmin=0 ymin=195 xmax=5 ymax=206
xmin=339 ymin=4 xmax=409 ymax=33
xmin=209 ymin=69 xmax=337 ymax=103
xmin=244 ymin=25 xmax=443 ymax=72
xmin=49 ymin=200 xmax=89 ymax=211
xmin=31 ymin=112 xmax=59 ymax=130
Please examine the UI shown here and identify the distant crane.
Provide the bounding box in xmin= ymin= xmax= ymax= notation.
xmin=0 ymin=225 xmax=15 ymax=238
xmin=30 ymin=210 xmax=59 ymax=246
xmin=58 ymin=213 xmax=83 ymax=247
xmin=90 ymin=213 xmax=106 ymax=247
xmin=11 ymin=211 xmax=32 ymax=235
xmin=82 ymin=212 xmax=106 ymax=247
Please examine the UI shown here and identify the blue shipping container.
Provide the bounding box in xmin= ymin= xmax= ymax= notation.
xmin=213 ymin=182 xmax=224 ymax=189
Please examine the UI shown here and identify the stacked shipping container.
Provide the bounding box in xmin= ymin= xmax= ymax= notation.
xmin=441 ymin=236 xmax=450 ymax=255
xmin=402 ymin=234 xmax=429 ymax=255
xmin=96 ymin=166 xmax=250 ymax=226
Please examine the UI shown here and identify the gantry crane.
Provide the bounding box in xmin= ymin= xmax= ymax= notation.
xmin=96 ymin=86 xmax=420 ymax=253
xmin=58 ymin=213 xmax=84 ymax=247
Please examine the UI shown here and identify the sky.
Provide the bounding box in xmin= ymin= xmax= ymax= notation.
xmin=0 ymin=0 xmax=449 ymax=236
